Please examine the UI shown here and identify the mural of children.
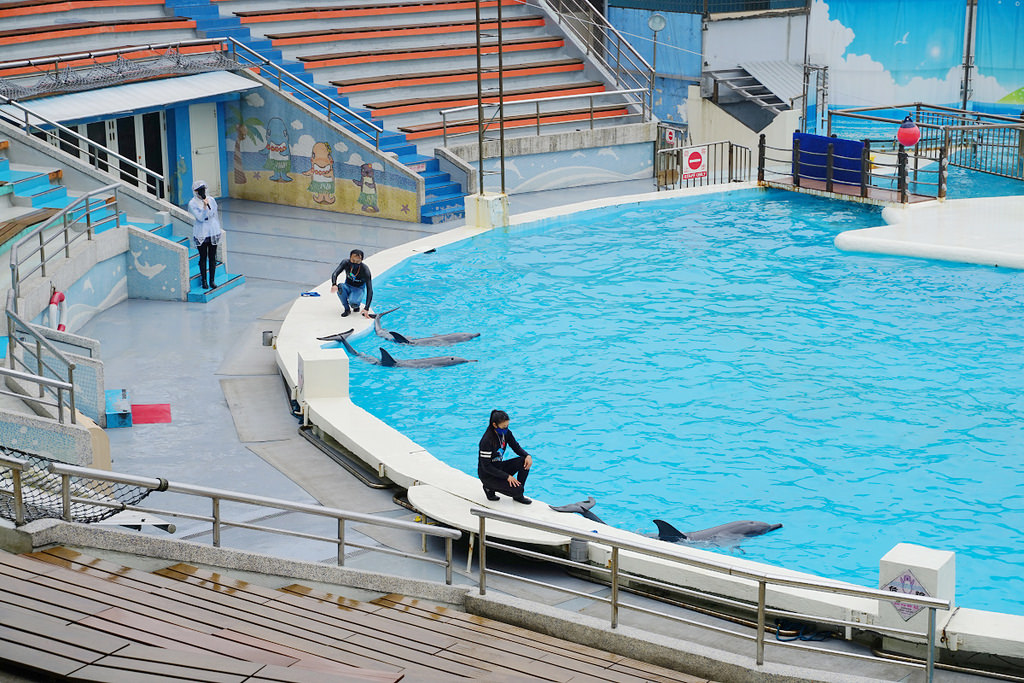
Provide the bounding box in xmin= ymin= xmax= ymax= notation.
xmin=263 ymin=117 xmax=293 ymax=182
xmin=353 ymin=162 xmax=379 ymax=213
xmin=304 ymin=142 xmax=336 ymax=204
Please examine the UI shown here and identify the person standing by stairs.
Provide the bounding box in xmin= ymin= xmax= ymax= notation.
xmin=189 ymin=180 xmax=223 ymax=289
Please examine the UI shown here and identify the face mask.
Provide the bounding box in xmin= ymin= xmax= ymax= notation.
xmin=196 ymin=187 xmax=207 ymax=199
xmin=495 ymin=427 xmax=508 ymax=436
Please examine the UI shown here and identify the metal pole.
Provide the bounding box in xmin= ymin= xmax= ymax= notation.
xmin=825 ymin=142 xmax=834 ymax=193
xmin=445 ymin=537 xmax=452 ymax=585
xmin=12 ymin=468 xmax=24 ymax=526
xmin=926 ymin=607 xmax=937 ymax=683
xmin=756 ymin=580 xmax=767 ymax=665
xmin=212 ymin=497 xmax=221 ymax=546
xmin=475 ymin=0 xmax=485 ymax=195
xmin=897 ymin=144 xmax=909 ymax=203
xmin=610 ymin=547 xmax=619 ymax=629
xmin=477 ymin=515 xmax=487 ymax=594
xmin=757 ymin=134 xmax=766 ymax=183
xmin=61 ymin=473 xmax=72 ymax=521
xmin=496 ymin=0 xmax=506 ymax=195
xmin=961 ymin=0 xmax=976 ymax=110
xmin=860 ymin=140 xmax=870 ymax=198
xmin=337 ymin=518 xmax=346 ymax=566
xmin=793 ymin=135 xmax=802 ymax=187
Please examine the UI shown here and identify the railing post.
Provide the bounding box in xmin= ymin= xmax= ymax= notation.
xmin=897 ymin=144 xmax=909 ymax=203
xmin=67 ymin=364 xmax=76 ymax=424
xmin=792 ymin=135 xmax=801 ymax=187
xmin=39 ymin=230 xmax=46 ymax=277
xmin=860 ymin=140 xmax=870 ymax=198
xmin=926 ymin=606 xmax=937 ymax=683
xmin=756 ymin=579 xmax=767 ymax=665
xmin=478 ymin=514 xmax=487 ymax=594
xmin=757 ymin=134 xmax=766 ymax=183
xmin=445 ymin=537 xmax=452 ymax=585
xmin=727 ymin=143 xmax=734 ymax=183
xmin=35 ymin=340 xmax=43 ymax=398
xmin=337 ymin=518 xmax=345 ymax=566
xmin=610 ymin=546 xmax=619 ymax=629
xmin=212 ymin=497 xmax=221 ymax=546
xmin=60 ymin=473 xmax=72 ymax=521
xmin=825 ymin=142 xmax=834 ymax=193
xmin=12 ymin=468 xmax=25 ymax=526
xmin=57 ymin=387 xmax=65 ymax=424
xmin=938 ymin=145 xmax=947 ymax=199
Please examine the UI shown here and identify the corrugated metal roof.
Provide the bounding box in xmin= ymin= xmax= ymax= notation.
xmin=2 ymin=71 xmax=258 ymax=125
xmin=739 ymin=60 xmax=803 ymax=104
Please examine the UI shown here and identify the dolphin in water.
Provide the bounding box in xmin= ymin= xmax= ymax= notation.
xmin=323 ymin=329 xmax=476 ymax=368
xmin=549 ymin=496 xmax=607 ymax=524
xmin=373 ymin=306 xmax=481 ymax=346
xmin=653 ymin=519 xmax=782 ymax=545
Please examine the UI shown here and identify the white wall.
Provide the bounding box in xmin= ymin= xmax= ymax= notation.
xmin=704 ymin=14 xmax=808 ymax=70
xmin=685 ymin=85 xmax=799 ymax=164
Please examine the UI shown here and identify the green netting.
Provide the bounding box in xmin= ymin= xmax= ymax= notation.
xmin=0 ymin=446 xmax=154 ymax=525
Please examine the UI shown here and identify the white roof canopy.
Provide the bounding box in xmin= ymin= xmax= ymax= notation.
xmin=2 ymin=71 xmax=258 ymax=125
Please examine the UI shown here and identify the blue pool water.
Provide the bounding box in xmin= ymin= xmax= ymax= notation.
xmin=345 ymin=188 xmax=1024 ymax=615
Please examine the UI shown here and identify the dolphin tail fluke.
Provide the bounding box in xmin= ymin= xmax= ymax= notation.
xmin=653 ymin=519 xmax=688 ymax=542
xmin=317 ymin=328 xmax=355 ymax=341
xmin=378 ymin=347 xmax=398 ymax=367
xmin=377 ymin=306 xmax=400 ymax=319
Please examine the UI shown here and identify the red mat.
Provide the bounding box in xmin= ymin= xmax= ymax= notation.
xmin=131 ymin=404 xmax=172 ymax=424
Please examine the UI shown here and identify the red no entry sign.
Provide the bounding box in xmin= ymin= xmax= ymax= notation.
xmin=681 ymin=145 xmax=708 ymax=180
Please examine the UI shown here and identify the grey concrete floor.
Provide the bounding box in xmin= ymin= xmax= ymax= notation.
xmin=75 ymin=179 xmax=998 ymax=683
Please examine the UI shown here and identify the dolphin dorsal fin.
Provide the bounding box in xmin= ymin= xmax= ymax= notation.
xmin=390 ymin=331 xmax=412 ymax=344
xmin=653 ymin=519 xmax=688 ymax=542
xmin=379 ymin=347 xmax=398 ymax=367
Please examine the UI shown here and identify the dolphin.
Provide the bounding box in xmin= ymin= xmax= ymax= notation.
xmin=328 ymin=330 xmax=476 ymax=368
xmin=549 ymin=496 xmax=607 ymax=525
xmin=317 ymin=329 xmax=355 ymax=343
xmin=373 ymin=306 xmax=481 ymax=346
xmin=653 ymin=519 xmax=782 ymax=544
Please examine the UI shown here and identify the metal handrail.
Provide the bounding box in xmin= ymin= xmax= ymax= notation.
xmin=0 ymin=367 xmax=74 ymax=424
xmin=4 ymin=300 xmax=77 ymax=424
xmin=0 ymin=98 xmax=164 ymax=198
xmin=44 ymin=462 xmax=461 ymax=583
xmin=540 ymin=0 xmax=652 ymax=120
xmin=225 ymin=38 xmax=385 ymax=149
xmin=9 ymin=184 xmax=121 ymax=306
xmin=472 ymin=506 xmax=949 ymax=681
xmin=656 ymin=139 xmax=752 ymax=190
xmin=439 ymin=88 xmax=646 ymax=144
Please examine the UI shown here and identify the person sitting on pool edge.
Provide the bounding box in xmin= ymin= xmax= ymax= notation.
xmin=478 ymin=409 xmax=533 ymax=504
xmin=330 ymin=248 xmax=373 ymax=318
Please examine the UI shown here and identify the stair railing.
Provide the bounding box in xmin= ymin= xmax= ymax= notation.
xmin=224 ymin=39 xmax=386 ymax=150
xmin=539 ymin=0 xmax=654 ymax=121
xmin=0 ymin=97 xmax=165 ymax=199
xmin=9 ymin=184 xmax=122 ymax=309
xmin=5 ymin=292 xmax=77 ymax=425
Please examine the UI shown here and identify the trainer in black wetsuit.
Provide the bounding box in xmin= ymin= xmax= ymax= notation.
xmin=478 ymin=409 xmax=533 ymax=504
xmin=330 ymin=249 xmax=373 ymax=317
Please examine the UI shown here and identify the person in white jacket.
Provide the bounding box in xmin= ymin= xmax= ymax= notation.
xmin=188 ymin=180 xmax=223 ymax=289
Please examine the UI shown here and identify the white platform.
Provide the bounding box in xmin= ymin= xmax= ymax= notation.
xmin=835 ymin=194 xmax=1024 ymax=269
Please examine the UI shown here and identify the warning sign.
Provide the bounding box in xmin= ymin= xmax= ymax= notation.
xmin=880 ymin=569 xmax=930 ymax=621
xmin=681 ymin=146 xmax=708 ymax=180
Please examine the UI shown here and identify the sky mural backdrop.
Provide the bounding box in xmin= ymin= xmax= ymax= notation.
xmin=810 ymin=0 xmax=1024 ymax=111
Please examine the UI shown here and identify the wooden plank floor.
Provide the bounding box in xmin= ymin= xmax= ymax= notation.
xmin=0 ymin=548 xmax=713 ymax=682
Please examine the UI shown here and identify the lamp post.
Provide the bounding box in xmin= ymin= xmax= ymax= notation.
xmin=647 ymin=13 xmax=666 ymax=118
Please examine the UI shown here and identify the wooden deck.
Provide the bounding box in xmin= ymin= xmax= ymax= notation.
xmin=763 ymin=177 xmax=936 ymax=206
xmin=0 ymin=548 xmax=712 ymax=682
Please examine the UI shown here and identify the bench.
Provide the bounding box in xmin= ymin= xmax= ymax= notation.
xmin=399 ymin=103 xmax=631 ymax=139
xmin=297 ymin=35 xmax=564 ymax=69
xmin=0 ymin=16 xmax=196 ymax=46
xmin=332 ymin=57 xmax=584 ymax=93
xmin=365 ymin=80 xmax=605 ymax=116
xmin=235 ymin=0 xmax=524 ymax=23
xmin=0 ymin=0 xmax=164 ymax=20
xmin=265 ymin=14 xmax=545 ymax=46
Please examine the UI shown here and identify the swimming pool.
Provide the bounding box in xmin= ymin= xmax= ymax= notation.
xmin=345 ymin=188 xmax=1024 ymax=615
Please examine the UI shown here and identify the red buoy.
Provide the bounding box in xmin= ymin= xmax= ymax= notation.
xmin=897 ymin=115 xmax=921 ymax=147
